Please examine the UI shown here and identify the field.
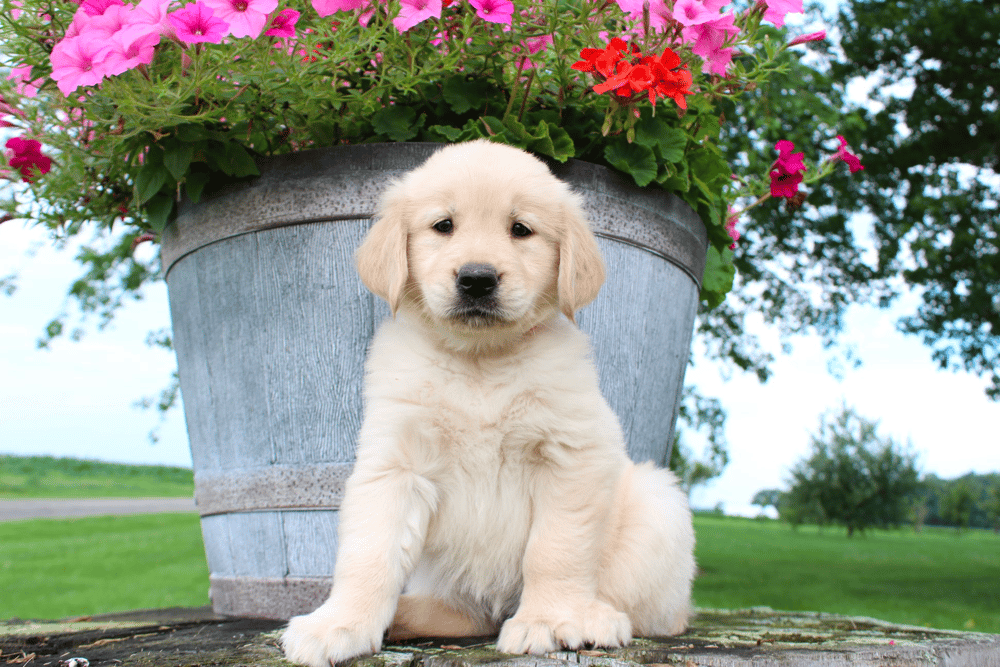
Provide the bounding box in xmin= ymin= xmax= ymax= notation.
xmin=0 ymin=455 xmax=194 ymax=498
xmin=1 ymin=457 xmax=997 ymax=633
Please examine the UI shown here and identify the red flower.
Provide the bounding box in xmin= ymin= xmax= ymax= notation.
xmin=5 ymin=136 xmax=51 ymax=183
xmin=769 ymin=139 xmax=806 ymax=199
xmin=833 ymin=135 xmax=864 ymax=173
xmin=577 ymin=40 xmax=693 ymax=110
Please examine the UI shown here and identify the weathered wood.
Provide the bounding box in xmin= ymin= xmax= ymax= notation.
xmin=3 ymin=607 xmax=998 ymax=667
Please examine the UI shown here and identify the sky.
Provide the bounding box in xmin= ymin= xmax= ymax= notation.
xmin=2 ymin=5 xmax=998 ymax=514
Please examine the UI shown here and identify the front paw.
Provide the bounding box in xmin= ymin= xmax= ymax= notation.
xmin=496 ymin=602 xmax=631 ymax=655
xmin=282 ymin=608 xmax=383 ymax=667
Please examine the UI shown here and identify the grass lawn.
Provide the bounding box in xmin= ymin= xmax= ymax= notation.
xmin=0 ymin=513 xmax=209 ymax=620
xmin=693 ymin=515 xmax=1000 ymax=634
xmin=0 ymin=455 xmax=194 ymax=499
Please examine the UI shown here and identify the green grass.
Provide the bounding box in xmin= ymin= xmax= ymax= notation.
xmin=0 ymin=455 xmax=194 ymax=499
xmin=0 ymin=513 xmax=209 ymax=619
xmin=693 ymin=515 xmax=1000 ymax=634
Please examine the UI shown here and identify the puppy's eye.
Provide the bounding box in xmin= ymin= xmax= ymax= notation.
xmin=432 ymin=219 xmax=454 ymax=234
xmin=511 ymin=222 xmax=533 ymax=238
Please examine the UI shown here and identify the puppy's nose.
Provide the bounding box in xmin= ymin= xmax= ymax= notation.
xmin=456 ymin=263 xmax=499 ymax=299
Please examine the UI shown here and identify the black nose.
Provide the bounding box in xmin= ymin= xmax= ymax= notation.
xmin=456 ymin=263 xmax=499 ymax=299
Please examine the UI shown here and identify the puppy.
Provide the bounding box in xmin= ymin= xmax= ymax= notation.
xmin=281 ymin=140 xmax=695 ymax=667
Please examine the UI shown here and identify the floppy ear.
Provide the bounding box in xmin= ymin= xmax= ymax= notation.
xmin=356 ymin=186 xmax=409 ymax=315
xmin=557 ymin=195 xmax=605 ymax=322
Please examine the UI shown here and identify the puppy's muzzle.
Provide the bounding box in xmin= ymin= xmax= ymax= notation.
xmin=452 ymin=263 xmax=503 ymax=324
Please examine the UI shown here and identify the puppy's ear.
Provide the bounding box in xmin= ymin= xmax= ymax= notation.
xmin=356 ymin=185 xmax=409 ymax=315
xmin=557 ymin=195 xmax=605 ymax=322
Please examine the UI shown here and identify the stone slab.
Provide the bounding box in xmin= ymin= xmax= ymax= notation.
xmin=2 ymin=607 xmax=997 ymax=667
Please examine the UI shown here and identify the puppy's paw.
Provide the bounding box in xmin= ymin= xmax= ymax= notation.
xmin=496 ymin=616 xmax=559 ymax=655
xmin=282 ymin=609 xmax=383 ymax=667
xmin=581 ymin=601 xmax=632 ymax=648
xmin=496 ymin=602 xmax=631 ymax=656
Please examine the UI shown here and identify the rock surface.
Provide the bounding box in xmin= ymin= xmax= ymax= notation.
xmin=1 ymin=607 xmax=997 ymax=667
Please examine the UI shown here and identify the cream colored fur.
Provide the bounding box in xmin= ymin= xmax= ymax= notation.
xmin=281 ymin=141 xmax=695 ymax=667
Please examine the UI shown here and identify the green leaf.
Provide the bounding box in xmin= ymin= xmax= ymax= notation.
xmin=134 ymin=163 xmax=170 ymax=206
xmin=700 ymin=245 xmax=735 ymax=309
xmin=175 ymin=124 xmax=209 ymax=142
xmin=442 ymin=76 xmax=490 ymax=115
xmin=634 ymin=117 xmax=687 ymax=163
xmin=525 ymin=121 xmax=575 ymax=162
xmin=163 ymin=143 xmax=195 ymax=181
xmin=218 ymin=142 xmax=260 ymax=177
xmin=657 ymin=159 xmax=690 ymax=192
xmin=144 ymin=194 xmax=175 ymax=232
xmin=604 ymin=141 xmax=658 ymax=187
xmin=372 ymin=106 xmax=422 ymax=142
xmin=427 ymin=125 xmax=464 ymax=142
xmin=185 ymin=171 xmax=211 ymax=203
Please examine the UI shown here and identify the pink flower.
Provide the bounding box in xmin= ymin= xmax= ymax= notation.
xmin=832 ymin=135 xmax=864 ymax=173
xmin=7 ymin=64 xmax=43 ymax=98
xmin=672 ymin=0 xmax=717 ymax=26
xmin=202 ymin=0 xmax=278 ymax=38
xmin=49 ymin=34 xmax=114 ymax=95
xmin=5 ymin=137 xmax=52 ymax=182
xmin=265 ymin=8 xmax=299 ymax=36
xmin=683 ymin=13 xmax=739 ymax=75
xmin=311 ymin=0 xmax=367 ymax=16
xmin=760 ymin=0 xmax=801 ymax=27
xmin=168 ymin=1 xmax=229 ymax=43
xmin=769 ymin=139 xmax=806 ymax=199
xmin=80 ymin=0 xmax=124 ymax=17
xmin=725 ymin=209 xmax=740 ymax=250
xmin=105 ymin=28 xmax=160 ymax=75
xmin=787 ymin=30 xmax=826 ymax=47
xmin=469 ymin=0 xmax=513 ymax=24
xmin=392 ymin=0 xmax=440 ymax=32
xmin=129 ymin=0 xmax=177 ymax=40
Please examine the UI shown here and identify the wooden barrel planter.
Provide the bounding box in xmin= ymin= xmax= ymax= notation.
xmin=160 ymin=142 xmax=708 ymax=620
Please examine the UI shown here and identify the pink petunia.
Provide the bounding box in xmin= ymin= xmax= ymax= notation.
xmin=104 ymin=28 xmax=160 ymax=75
xmin=469 ymin=0 xmax=513 ymax=24
xmin=49 ymin=34 xmax=114 ymax=95
xmin=672 ymin=0 xmax=717 ymax=26
xmin=760 ymin=0 xmax=802 ymax=27
xmin=787 ymin=30 xmax=826 ymax=47
xmin=769 ymin=139 xmax=806 ymax=199
xmin=7 ymin=64 xmax=43 ymax=98
xmin=80 ymin=0 xmax=124 ymax=16
xmin=392 ymin=0 xmax=440 ymax=32
xmin=6 ymin=137 xmax=52 ymax=183
xmin=725 ymin=209 xmax=740 ymax=250
xmin=683 ymin=12 xmax=739 ymax=76
xmin=265 ymin=8 xmax=299 ymax=37
xmin=311 ymin=0 xmax=366 ymax=16
xmin=127 ymin=0 xmax=177 ymax=40
xmin=832 ymin=135 xmax=864 ymax=173
xmin=202 ymin=0 xmax=278 ymax=38
xmin=168 ymin=1 xmax=230 ymax=43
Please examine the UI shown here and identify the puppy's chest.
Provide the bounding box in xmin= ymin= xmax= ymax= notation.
xmin=419 ymin=371 xmax=550 ymax=463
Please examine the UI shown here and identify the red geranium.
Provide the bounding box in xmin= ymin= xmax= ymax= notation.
xmin=573 ymin=39 xmax=693 ymax=110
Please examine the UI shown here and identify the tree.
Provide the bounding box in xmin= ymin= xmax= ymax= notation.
xmin=784 ymin=405 xmax=922 ymax=536
xmin=752 ymin=488 xmax=783 ymax=512
xmin=940 ymin=482 xmax=975 ymax=534
xmin=669 ymin=388 xmax=731 ymax=494
xmin=831 ymin=0 xmax=1000 ymax=398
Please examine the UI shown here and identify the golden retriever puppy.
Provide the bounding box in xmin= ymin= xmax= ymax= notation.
xmin=281 ymin=140 xmax=695 ymax=667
